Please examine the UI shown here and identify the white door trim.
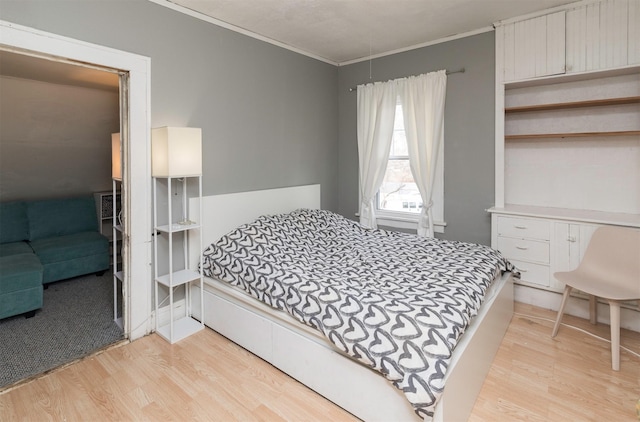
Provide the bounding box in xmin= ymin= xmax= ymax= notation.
xmin=0 ymin=20 xmax=153 ymax=340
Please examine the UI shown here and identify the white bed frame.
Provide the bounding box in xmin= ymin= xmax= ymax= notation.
xmin=189 ymin=184 xmax=514 ymax=422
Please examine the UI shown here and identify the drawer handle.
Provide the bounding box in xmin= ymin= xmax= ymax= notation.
xmin=516 ymin=246 xmax=529 ymax=250
xmin=514 ymin=225 xmax=527 ymax=229
xmin=567 ymin=236 xmax=576 ymax=243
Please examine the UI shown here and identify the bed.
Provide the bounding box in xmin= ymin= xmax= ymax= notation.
xmin=188 ymin=184 xmax=514 ymax=422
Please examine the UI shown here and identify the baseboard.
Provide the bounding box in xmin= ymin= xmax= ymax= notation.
xmin=515 ymin=284 xmax=640 ymax=332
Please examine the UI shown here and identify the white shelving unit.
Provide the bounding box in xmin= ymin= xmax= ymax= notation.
xmin=93 ymin=190 xmax=121 ymax=242
xmin=491 ymin=1 xmax=640 ymax=331
xmin=153 ymin=175 xmax=204 ymax=344
xmin=112 ymin=178 xmax=123 ymax=330
xmin=95 ymin=185 xmax=124 ymax=330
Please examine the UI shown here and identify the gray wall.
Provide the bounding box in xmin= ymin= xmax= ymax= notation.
xmin=0 ymin=76 xmax=119 ymax=201
xmin=337 ymin=32 xmax=496 ymax=245
xmin=2 ymin=1 xmax=495 ymax=244
xmin=1 ymin=0 xmax=339 ymax=210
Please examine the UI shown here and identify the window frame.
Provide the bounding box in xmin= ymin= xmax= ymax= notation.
xmin=375 ymin=100 xmax=446 ymax=233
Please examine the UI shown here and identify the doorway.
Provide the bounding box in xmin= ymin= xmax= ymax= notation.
xmin=0 ymin=20 xmax=153 ymax=344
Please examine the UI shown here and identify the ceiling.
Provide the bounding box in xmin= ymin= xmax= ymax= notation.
xmin=166 ymin=0 xmax=577 ymax=64
xmin=0 ymin=0 xmax=578 ymax=87
xmin=0 ymin=50 xmax=120 ymax=91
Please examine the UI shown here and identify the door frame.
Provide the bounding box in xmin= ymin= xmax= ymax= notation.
xmin=0 ymin=20 xmax=153 ymax=340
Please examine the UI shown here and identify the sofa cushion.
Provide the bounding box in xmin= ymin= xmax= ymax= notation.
xmin=29 ymin=231 xmax=109 ymax=265
xmin=0 ymin=241 xmax=34 ymax=258
xmin=0 ymin=201 xmax=29 ymax=244
xmin=27 ymin=196 xmax=99 ymax=241
xmin=0 ymin=253 xmax=43 ymax=293
xmin=0 ymin=285 xmax=43 ymax=320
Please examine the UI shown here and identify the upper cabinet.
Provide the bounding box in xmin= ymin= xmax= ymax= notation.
xmin=501 ymin=11 xmax=566 ymax=82
xmin=497 ymin=0 xmax=640 ymax=84
xmin=566 ymin=0 xmax=640 ymax=72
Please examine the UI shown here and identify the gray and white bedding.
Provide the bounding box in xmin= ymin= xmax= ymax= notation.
xmin=201 ymin=209 xmax=514 ymax=419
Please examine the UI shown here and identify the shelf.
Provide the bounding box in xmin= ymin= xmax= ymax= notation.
xmin=505 ymin=130 xmax=640 ymax=140
xmin=505 ymin=96 xmax=640 ymax=113
xmin=153 ymin=174 xmax=203 ymax=344
xmin=488 ymin=204 xmax=640 ymax=228
xmin=504 ymin=65 xmax=640 ymax=89
xmin=156 ymin=222 xmax=200 ymax=233
xmin=114 ymin=270 xmax=124 ymax=282
xmin=156 ymin=316 xmax=203 ymax=344
xmin=156 ymin=269 xmax=200 ymax=288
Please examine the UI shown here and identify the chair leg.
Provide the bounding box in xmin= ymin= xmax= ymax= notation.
xmin=609 ymin=300 xmax=621 ymax=371
xmin=589 ymin=295 xmax=597 ymax=324
xmin=552 ymin=285 xmax=572 ymax=338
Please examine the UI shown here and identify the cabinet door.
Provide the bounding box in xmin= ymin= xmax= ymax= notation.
xmin=566 ymin=0 xmax=635 ymax=72
xmin=503 ymin=11 xmax=566 ymax=82
xmin=551 ymin=222 xmax=599 ymax=290
xmin=553 ymin=223 xmax=580 ymax=273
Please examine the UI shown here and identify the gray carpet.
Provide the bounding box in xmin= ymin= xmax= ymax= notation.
xmin=0 ymin=271 xmax=124 ymax=388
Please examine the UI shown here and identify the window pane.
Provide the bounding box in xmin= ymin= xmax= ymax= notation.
xmin=390 ymin=130 xmax=408 ymax=157
xmin=394 ymin=103 xmax=404 ymax=130
xmin=378 ymin=159 xmax=422 ymax=213
xmin=389 ymin=103 xmax=408 ymax=157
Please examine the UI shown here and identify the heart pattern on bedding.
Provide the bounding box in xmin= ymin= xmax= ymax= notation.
xmin=201 ymin=209 xmax=514 ymax=420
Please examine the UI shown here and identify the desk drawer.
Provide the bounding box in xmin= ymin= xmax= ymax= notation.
xmin=497 ymin=216 xmax=550 ymax=241
xmin=510 ymin=259 xmax=550 ymax=287
xmin=498 ymin=236 xmax=550 ymax=264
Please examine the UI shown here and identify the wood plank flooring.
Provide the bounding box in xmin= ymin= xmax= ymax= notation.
xmin=0 ymin=302 xmax=638 ymax=421
xmin=470 ymin=303 xmax=640 ymax=422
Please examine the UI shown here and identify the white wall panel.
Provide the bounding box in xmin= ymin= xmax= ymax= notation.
xmin=534 ymin=16 xmax=548 ymax=78
xmin=513 ymin=19 xmax=533 ymax=80
xmin=504 ymin=137 xmax=640 ymax=214
xmin=566 ymin=8 xmax=586 ymax=72
xmin=585 ymin=2 xmax=601 ymax=71
xmin=546 ymin=11 xmax=566 ymax=76
xmin=602 ymin=0 xmax=628 ymax=68
xmin=598 ymin=0 xmax=613 ymax=67
xmin=629 ymin=0 xmax=640 ymax=64
xmin=503 ymin=24 xmax=515 ymax=82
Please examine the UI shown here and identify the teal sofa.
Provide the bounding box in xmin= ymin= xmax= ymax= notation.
xmin=0 ymin=196 xmax=110 ymax=320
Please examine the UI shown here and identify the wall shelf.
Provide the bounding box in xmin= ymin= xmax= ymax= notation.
xmin=505 ymin=130 xmax=640 ymax=140
xmin=488 ymin=204 xmax=640 ymax=228
xmin=505 ymin=96 xmax=640 ymax=113
xmin=156 ymin=222 xmax=201 ymax=233
xmin=156 ymin=269 xmax=200 ymax=289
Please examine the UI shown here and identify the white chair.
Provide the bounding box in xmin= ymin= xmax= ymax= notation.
xmin=552 ymin=225 xmax=640 ymax=371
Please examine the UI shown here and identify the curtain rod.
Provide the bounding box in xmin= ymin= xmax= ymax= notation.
xmin=348 ymin=67 xmax=465 ymax=92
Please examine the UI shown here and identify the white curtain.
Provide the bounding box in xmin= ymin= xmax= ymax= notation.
xmin=357 ymin=81 xmax=397 ymax=229
xmin=398 ymin=70 xmax=447 ymax=237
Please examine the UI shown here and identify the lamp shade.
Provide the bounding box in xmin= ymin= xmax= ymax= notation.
xmin=151 ymin=127 xmax=202 ymax=177
xmin=111 ymin=132 xmax=122 ymax=180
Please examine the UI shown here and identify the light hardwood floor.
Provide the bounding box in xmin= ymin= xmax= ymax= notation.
xmin=1 ymin=302 xmax=638 ymax=421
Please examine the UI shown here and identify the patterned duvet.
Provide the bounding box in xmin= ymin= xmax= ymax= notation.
xmin=201 ymin=209 xmax=514 ymax=419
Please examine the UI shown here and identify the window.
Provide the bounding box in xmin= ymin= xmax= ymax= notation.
xmin=376 ymin=101 xmax=445 ymax=232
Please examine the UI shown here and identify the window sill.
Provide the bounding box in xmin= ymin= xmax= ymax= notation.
xmin=377 ymin=216 xmax=446 ymax=234
xmin=355 ymin=211 xmax=446 ymax=234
